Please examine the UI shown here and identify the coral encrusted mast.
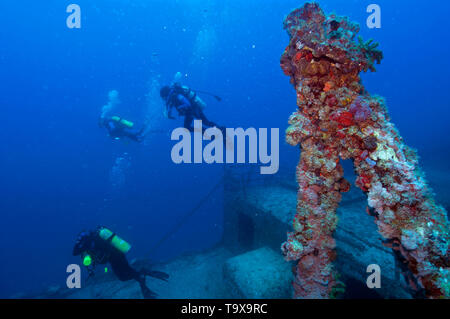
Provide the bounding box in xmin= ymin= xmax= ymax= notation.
xmin=280 ymin=2 xmax=449 ymax=299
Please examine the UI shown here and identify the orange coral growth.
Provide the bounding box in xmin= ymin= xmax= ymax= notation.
xmin=323 ymin=81 xmax=334 ymax=92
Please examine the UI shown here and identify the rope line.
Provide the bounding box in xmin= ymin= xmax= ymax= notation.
xmin=148 ymin=176 xmax=225 ymax=255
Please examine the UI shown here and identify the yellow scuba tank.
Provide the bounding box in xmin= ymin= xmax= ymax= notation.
xmin=98 ymin=228 xmax=131 ymax=254
xmin=111 ymin=116 xmax=134 ymax=128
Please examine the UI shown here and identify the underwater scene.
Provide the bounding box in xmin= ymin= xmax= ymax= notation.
xmin=0 ymin=0 xmax=449 ymax=300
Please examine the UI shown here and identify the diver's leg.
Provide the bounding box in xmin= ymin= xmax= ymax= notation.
xmin=184 ymin=114 xmax=194 ymax=132
xmin=109 ymin=252 xmax=140 ymax=281
xmin=195 ymin=108 xmax=218 ymax=128
xmin=131 ymin=127 xmax=146 ymax=142
xmin=194 ymin=107 xmax=226 ymax=139
xmin=123 ymin=128 xmax=143 ymax=142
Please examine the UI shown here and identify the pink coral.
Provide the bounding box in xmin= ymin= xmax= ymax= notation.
xmin=349 ymin=97 xmax=372 ymax=122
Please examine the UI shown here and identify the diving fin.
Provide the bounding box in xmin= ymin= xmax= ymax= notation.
xmin=139 ymin=282 xmax=157 ymax=299
xmin=149 ymin=270 xmax=169 ymax=282
xmin=142 ymin=269 xmax=169 ymax=282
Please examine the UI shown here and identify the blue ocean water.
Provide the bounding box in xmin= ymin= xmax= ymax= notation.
xmin=0 ymin=0 xmax=449 ymax=297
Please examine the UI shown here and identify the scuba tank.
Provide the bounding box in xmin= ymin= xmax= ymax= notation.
xmin=172 ymin=85 xmax=206 ymax=110
xmin=98 ymin=227 xmax=132 ymax=254
xmin=173 ymin=71 xmax=183 ymax=84
xmin=170 ymin=72 xmax=220 ymax=108
xmin=111 ymin=116 xmax=134 ymax=128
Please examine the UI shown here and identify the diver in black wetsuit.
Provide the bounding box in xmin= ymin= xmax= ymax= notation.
xmin=160 ymin=84 xmax=224 ymax=133
xmin=100 ymin=116 xmax=147 ymax=142
xmin=73 ymin=226 xmax=169 ymax=299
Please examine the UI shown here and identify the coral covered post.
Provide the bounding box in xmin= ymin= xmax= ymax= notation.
xmin=280 ymin=3 xmax=449 ymax=298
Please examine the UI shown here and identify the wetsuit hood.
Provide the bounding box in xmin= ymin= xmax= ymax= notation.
xmin=160 ymin=86 xmax=171 ymax=99
xmin=73 ymin=231 xmax=93 ymax=256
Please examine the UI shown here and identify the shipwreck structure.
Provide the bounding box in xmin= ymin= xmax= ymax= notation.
xmin=280 ymin=3 xmax=449 ymax=298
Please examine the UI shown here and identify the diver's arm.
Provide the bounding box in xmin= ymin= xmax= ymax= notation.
xmin=167 ymin=105 xmax=176 ymax=119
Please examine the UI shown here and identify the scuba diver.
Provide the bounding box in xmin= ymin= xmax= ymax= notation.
xmin=160 ymin=83 xmax=225 ymax=133
xmin=73 ymin=226 xmax=169 ymax=299
xmin=100 ymin=115 xmax=147 ymax=142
